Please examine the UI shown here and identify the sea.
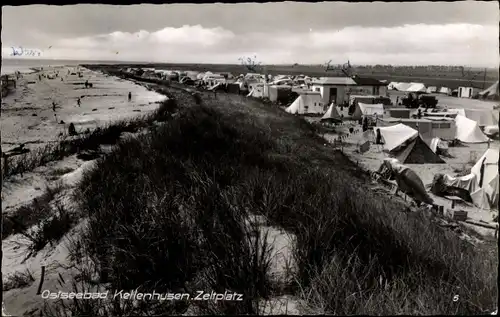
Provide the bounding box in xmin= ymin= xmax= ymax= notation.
xmin=1 ymin=58 xmax=141 ymax=75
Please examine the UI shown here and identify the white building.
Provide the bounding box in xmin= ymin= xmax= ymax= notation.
xmin=458 ymin=86 xmax=480 ymax=98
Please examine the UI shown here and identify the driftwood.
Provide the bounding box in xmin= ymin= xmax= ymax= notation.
xmin=464 ymin=219 xmax=498 ymax=230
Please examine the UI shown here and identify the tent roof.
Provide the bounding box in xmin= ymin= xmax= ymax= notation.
xmin=455 ymin=115 xmax=490 ymax=143
xmin=392 ymin=135 xmax=445 ymax=164
xmin=374 ymin=123 xmax=418 ymax=152
xmin=463 ymin=109 xmax=499 ymax=127
xmin=351 ymin=76 xmax=387 ymax=86
xmin=321 ymin=103 xmax=341 ymax=121
xmin=406 ymin=83 xmax=427 ymax=92
xmin=478 ymin=81 xmax=499 ymax=98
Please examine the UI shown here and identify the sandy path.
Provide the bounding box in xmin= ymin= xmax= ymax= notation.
xmin=1 ymin=66 xmax=166 ymax=153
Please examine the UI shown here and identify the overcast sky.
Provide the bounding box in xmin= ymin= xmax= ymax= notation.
xmin=2 ymin=2 xmax=499 ymax=66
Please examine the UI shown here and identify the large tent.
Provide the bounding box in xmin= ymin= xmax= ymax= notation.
xmin=470 ymin=149 xmax=499 ymax=210
xmin=478 ymin=80 xmax=499 ymax=100
xmin=406 ymin=83 xmax=427 ymax=93
xmin=321 ymin=103 xmax=342 ymax=122
xmin=454 ymin=115 xmax=489 ymax=143
xmin=394 ymin=82 xmax=412 ymax=92
xmin=392 ymin=135 xmax=445 ymax=164
xmin=374 ymin=124 xmax=418 ymax=152
xmin=285 ymin=93 xmax=324 ymax=114
xmin=463 ymin=109 xmax=499 ymax=127
xmin=351 ymin=102 xmax=384 ymax=120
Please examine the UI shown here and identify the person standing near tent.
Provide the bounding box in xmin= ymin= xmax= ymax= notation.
xmin=375 ymin=129 xmax=383 ymax=144
xmin=362 ymin=117 xmax=368 ymax=132
xmin=396 ymin=96 xmax=399 ymax=105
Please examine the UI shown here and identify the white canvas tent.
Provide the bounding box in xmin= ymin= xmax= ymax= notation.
xmin=454 ymin=115 xmax=489 ymax=143
xmin=321 ymin=103 xmax=341 ymax=122
xmin=478 ymin=80 xmax=499 ymax=99
xmin=470 ymin=149 xmax=499 ymax=210
xmin=388 ymin=82 xmax=399 ymax=90
xmin=438 ymin=87 xmax=452 ymax=95
xmin=406 ymin=83 xmax=427 ymax=93
xmin=285 ymin=94 xmax=324 ymax=114
xmin=471 ymin=188 xmax=491 ymax=210
xmin=443 ymin=173 xmax=478 ymax=194
xmin=426 ymin=86 xmax=437 ymax=93
xmin=352 ymin=102 xmax=384 ymax=120
xmin=373 ymin=124 xmax=418 ymax=152
xmin=463 ymin=109 xmax=499 ymax=127
xmin=395 ymin=82 xmax=412 ymax=92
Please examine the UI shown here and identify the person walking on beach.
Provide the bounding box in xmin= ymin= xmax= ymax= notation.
xmin=77 ymin=97 xmax=81 ymax=107
xmin=128 ymin=92 xmax=132 ymax=101
xmin=52 ymin=101 xmax=57 ymax=112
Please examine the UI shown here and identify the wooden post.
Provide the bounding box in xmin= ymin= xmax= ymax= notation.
xmin=36 ymin=266 xmax=46 ymax=295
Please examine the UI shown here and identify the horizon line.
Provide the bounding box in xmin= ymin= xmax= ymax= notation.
xmin=2 ymin=57 xmax=498 ymax=69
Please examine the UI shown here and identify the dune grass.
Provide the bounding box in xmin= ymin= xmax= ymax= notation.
xmin=37 ymin=86 xmax=497 ymax=316
xmin=2 ymin=269 xmax=35 ymax=292
xmin=2 ymin=182 xmax=64 ymax=240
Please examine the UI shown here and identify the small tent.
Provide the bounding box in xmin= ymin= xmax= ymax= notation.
xmin=352 ymin=102 xmax=384 ymax=120
xmin=478 ymin=80 xmax=499 ymax=100
xmin=374 ymin=124 xmax=418 ymax=152
xmin=455 ymin=115 xmax=489 ymax=143
xmin=406 ymin=83 xmax=427 ymax=93
xmin=438 ymin=87 xmax=452 ymax=95
xmin=285 ymin=93 xmax=324 ymax=114
xmin=321 ymin=103 xmax=342 ymax=122
xmin=392 ymin=135 xmax=445 ymax=164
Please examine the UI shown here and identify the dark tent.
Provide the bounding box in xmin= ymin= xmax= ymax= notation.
xmin=392 ymin=135 xmax=445 ymax=164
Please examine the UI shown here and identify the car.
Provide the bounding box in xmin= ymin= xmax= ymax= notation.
xmin=402 ymin=93 xmax=438 ymax=109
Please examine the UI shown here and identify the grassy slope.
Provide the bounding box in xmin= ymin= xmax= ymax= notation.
xmin=35 ymin=73 xmax=497 ymax=315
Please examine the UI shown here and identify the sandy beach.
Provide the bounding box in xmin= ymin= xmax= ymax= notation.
xmin=1 ymin=66 xmax=166 ymax=154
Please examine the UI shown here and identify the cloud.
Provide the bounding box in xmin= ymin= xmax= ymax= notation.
xmin=2 ymin=23 xmax=498 ymax=67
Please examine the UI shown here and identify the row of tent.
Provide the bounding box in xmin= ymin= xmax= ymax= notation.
xmin=387 ymin=80 xmax=500 ymax=100
xmin=285 ymin=94 xmax=385 ymax=121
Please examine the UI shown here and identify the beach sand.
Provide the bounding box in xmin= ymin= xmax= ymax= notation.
xmin=1 ymin=66 xmax=166 ymax=154
xmin=1 ymin=66 xmax=168 ymax=316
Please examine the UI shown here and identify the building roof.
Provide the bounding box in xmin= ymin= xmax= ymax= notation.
xmin=312 ymin=77 xmax=357 ymax=85
xmin=352 ymin=75 xmax=387 ymax=86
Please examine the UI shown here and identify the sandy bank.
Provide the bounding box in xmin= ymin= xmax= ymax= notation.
xmin=1 ymin=66 xmax=166 ymax=154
